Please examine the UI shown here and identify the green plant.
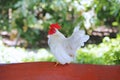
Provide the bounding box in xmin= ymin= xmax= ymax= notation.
xmin=77 ymin=34 xmax=120 ymax=65
xmin=93 ymin=0 xmax=120 ymax=27
xmin=0 ymin=0 xmax=88 ymax=46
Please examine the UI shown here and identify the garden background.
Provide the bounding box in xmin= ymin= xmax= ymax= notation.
xmin=0 ymin=0 xmax=120 ymax=65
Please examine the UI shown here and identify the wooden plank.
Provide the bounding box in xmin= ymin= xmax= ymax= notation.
xmin=0 ymin=62 xmax=120 ymax=80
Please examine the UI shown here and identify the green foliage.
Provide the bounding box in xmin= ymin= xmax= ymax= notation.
xmin=77 ymin=34 xmax=120 ymax=65
xmin=0 ymin=0 xmax=18 ymax=30
xmin=1 ymin=0 xmax=120 ymax=46
xmin=0 ymin=0 xmax=88 ymax=46
xmin=93 ymin=0 xmax=120 ymax=27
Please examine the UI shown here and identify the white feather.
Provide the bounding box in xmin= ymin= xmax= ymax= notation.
xmin=48 ymin=26 xmax=89 ymax=64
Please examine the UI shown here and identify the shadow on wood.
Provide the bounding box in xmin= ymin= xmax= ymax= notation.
xmin=0 ymin=62 xmax=120 ymax=80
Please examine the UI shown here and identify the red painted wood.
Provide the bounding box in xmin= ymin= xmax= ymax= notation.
xmin=0 ymin=62 xmax=120 ymax=80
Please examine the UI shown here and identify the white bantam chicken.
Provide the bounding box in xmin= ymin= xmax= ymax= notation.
xmin=48 ymin=23 xmax=89 ymax=65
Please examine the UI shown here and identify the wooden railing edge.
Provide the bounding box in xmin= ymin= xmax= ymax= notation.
xmin=0 ymin=62 xmax=120 ymax=80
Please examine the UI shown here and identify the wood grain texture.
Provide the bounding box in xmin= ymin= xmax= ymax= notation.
xmin=0 ymin=62 xmax=120 ymax=80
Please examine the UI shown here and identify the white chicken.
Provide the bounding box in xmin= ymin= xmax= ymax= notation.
xmin=48 ymin=23 xmax=89 ymax=64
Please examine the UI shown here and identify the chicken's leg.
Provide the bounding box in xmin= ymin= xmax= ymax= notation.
xmin=54 ymin=62 xmax=59 ymax=67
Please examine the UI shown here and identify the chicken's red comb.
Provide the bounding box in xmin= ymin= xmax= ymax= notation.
xmin=50 ymin=23 xmax=61 ymax=29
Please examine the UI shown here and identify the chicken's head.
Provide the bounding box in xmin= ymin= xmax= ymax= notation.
xmin=48 ymin=23 xmax=61 ymax=35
